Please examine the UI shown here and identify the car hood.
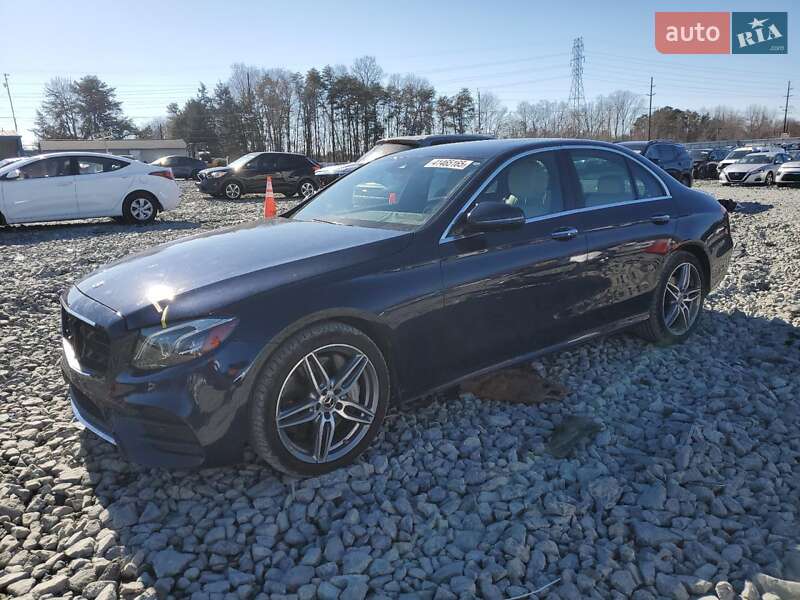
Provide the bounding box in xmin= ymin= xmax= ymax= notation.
xmin=316 ymin=162 xmax=359 ymax=176
xmin=76 ymin=218 xmax=411 ymax=329
xmin=780 ymin=160 xmax=800 ymax=168
xmin=724 ymin=163 xmax=769 ymax=173
xmin=199 ymin=166 xmax=231 ymax=176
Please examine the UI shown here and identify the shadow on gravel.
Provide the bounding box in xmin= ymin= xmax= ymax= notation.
xmin=733 ymin=201 xmax=773 ymax=214
xmin=0 ymin=219 xmax=201 ymax=245
xmin=62 ymin=306 xmax=799 ymax=599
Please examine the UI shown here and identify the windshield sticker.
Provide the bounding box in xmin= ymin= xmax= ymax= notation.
xmin=424 ymin=158 xmax=473 ymax=170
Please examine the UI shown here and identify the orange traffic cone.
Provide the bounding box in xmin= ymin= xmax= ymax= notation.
xmin=264 ymin=176 xmax=276 ymax=218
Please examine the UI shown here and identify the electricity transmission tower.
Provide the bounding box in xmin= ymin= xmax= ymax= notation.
xmin=568 ymin=37 xmax=586 ymax=135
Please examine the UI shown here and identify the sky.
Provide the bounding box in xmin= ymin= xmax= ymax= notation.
xmin=1 ymin=0 xmax=796 ymax=145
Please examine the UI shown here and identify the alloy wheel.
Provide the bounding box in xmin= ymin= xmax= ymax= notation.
xmin=225 ymin=183 xmax=241 ymax=199
xmin=765 ymin=172 xmax=774 ymax=186
xmin=130 ymin=198 xmax=154 ymax=221
xmin=663 ymin=262 xmax=702 ymax=335
xmin=300 ymin=181 xmax=316 ymax=198
xmin=275 ymin=344 xmax=379 ymax=464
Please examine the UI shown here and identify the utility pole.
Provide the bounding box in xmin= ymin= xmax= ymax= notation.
xmin=783 ymin=80 xmax=793 ymax=134
xmin=646 ymin=77 xmax=655 ymax=140
xmin=3 ymin=73 xmax=18 ymax=132
xmin=476 ymin=89 xmax=481 ymax=133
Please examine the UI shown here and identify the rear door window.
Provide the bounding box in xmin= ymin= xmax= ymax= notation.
xmin=629 ymin=160 xmax=667 ymax=199
xmin=568 ymin=150 xmax=636 ymax=207
xmin=77 ymin=157 xmax=128 ymax=174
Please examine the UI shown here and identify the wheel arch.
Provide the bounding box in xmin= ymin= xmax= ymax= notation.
xmin=245 ymin=308 xmax=400 ymax=404
xmin=673 ymin=242 xmax=711 ymax=294
xmin=124 ymin=189 xmax=163 ymax=212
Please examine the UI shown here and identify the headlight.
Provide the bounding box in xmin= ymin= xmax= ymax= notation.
xmin=132 ymin=317 xmax=238 ymax=370
xmin=210 ymin=171 xmax=226 ymax=179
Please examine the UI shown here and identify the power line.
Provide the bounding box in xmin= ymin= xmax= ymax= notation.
xmin=3 ymin=74 xmax=18 ymax=132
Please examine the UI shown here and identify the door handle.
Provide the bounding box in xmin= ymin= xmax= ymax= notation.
xmin=551 ymin=227 xmax=578 ymax=241
xmin=651 ymin=214 xmax=671 ymax=225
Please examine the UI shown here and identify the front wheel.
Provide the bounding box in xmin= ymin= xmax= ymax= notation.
xmin=765 ymin=172 xmax=774 ymax=186
xmin=122 ymin=195 xmax=157 ymax=224
xmin=223 ymin=180 xmax=243 ymax=200
xmin=638 ymin=251 xmax=705 ymax=345
xmin=249 ymin=322 xmax=390 ymax=477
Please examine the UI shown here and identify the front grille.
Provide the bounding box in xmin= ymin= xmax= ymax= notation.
xmin=62 ymin=308 xmax=111 ymax=373
xmin=727 ymin=172 xmax=746 ymax=181
xmin=780 ymin=172 xmax=800 ymax=182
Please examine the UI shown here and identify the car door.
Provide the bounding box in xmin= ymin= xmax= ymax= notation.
xmin=438 ymin=150 xmax=589 ymax=383
xmin=565 ymin=148 xmax=676 ymax=328
xmin=239 ymin=154 xmax=276 ymax=193
xmin=74 ymin=156 xmax=134 ymax=217
xmin=1 ymin=156 xmax=77 ymax=223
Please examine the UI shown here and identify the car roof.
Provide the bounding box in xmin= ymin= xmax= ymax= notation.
xmin=27 ymin=151 xmax=134 ymax=160
xmin=379 ymin=134 xmax=495 ymax=146
xmin=381 ymin=138 xmax=638 ymax=162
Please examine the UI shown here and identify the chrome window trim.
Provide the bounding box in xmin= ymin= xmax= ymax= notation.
xmin=439 ymin=144 xmax=672 ymax=244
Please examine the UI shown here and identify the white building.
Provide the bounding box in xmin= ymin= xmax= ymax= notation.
xmin=39 ymin=139 xmax=187 ymax=163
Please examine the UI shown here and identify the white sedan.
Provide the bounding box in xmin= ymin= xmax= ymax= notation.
xmin=0 ymin=152 xmax=180 ymax=226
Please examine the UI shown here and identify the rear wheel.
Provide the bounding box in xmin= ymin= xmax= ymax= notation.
xmin=249 ymin=322 xmax=389 ymax=477
xmin=638 ymin=251 xmax=705 ymax=345
xmin=298 ymin=179 xmax=318 ymax=199
xmin=122 ymin=194 xmax=157 ymax=224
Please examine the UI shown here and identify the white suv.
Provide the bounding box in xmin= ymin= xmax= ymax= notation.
xmin=0 ymin=152 xmax=181 ymax=226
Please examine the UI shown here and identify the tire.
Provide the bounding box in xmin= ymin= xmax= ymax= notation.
xmin=122 ymin=194 xmax=157 ymax=224
xmin=637 ymin=251 xmax=705 ymax=345
xmin=223 ymin=180 xmax=243 ymax=200
xmin=249 ymin=321 xmax=390 ymax=477
xmin=765 ymin=171 xmax=774 ymax=186
xmin=297 ymin=179 xmax=318 ymax=199
xmin=190 ymin=170 xmax=200 ymax=180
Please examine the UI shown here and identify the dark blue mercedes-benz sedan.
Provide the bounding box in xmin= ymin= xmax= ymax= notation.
xmin=61 ymin=139 xmax=733 ymax=476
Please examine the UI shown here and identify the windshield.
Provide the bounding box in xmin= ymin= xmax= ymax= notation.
xmin=293 ymin=153 xmax=482 ymax=230
xmin=690 ymin=150 xmax=709 ymax=159
xmin=228 ymin=152 xmax=261 ymax=170
xmin=726 ymin=149 xmax=752 ymax=160
xmin=739 ymin=154 xmax=771 ymax=164
xmin=356 ymin=142 xmax=414 ymax=165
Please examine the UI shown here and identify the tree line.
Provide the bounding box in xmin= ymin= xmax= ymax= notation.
xmin=34 ymin=57 xmax=798 ymax=161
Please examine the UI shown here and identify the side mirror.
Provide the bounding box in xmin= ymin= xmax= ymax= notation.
xmin=3 ymin=168 xmax=21 ymax=180
xmin=466 ymin=202 xmax=525 ymax=232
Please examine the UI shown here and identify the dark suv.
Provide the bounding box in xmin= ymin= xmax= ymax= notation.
xmin=315 ymin=134 xmax=494 ymax=187
xmin=151 ymin=155 xmax=208 ymax=180
xmin=616 ymin=140 xmax=693 ymax=187
xmin=197 ymin=152 xmax=320 ymax=200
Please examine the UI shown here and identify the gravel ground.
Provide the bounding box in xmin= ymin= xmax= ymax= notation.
xmin=0 ymin=181 xmax=798 ymax=600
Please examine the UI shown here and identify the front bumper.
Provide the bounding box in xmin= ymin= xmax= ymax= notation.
xmin=776 ymin=170 xmax=800 ymax=184
xmin=719 ymin=170 xmax=766 ymax=185
xmin=317 ymin=172 xmax=341 ymax=187
xmin=61 ymin=287 xmax=253 ymax=468
xmin=196 ymin=176 xmax=225 ymax=194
